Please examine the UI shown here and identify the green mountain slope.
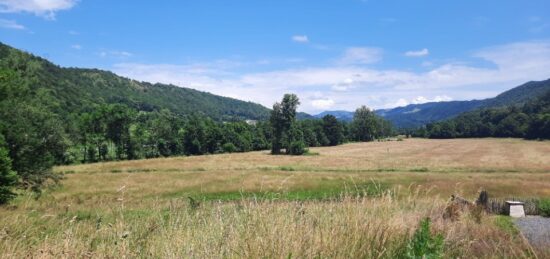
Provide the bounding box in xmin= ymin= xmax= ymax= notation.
xmin=0 ymin=42 xmax=270 ymax=121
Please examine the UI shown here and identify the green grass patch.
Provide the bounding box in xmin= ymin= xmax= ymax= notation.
xmin=186 ymin=181 xmax=390 ymax=202
xmin=410 ymin=167 xmax=429 ymax=172
xmin=493 ymin=215 xmax=519 ymax=235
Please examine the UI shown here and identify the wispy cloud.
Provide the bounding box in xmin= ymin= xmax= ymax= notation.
xmin=291 ymin=35 xmax=309 ymax=43
xmin=99 ymin=50 xmax=133 ymax=58
xmin=71 ymin=44 xmax=81 ymax=50
xmin=339 ymin=47 xmax=383 ymax=65
xmin=0 ymin=0 xmax=78 ymax=20
xmin=386 ymin=95 xmax=452 ymax=108
xmin=527 ymin=16 xmax=549 ymax=34
xmin=0 ymin=18 xmax=25 ymax=30
xmin=405 ymin=48 xmax=429 ymax=57
xmin=112 ymin=40 xmax=550 ymax=113
xmin=311 ymin=98 xmax=335 ymax=109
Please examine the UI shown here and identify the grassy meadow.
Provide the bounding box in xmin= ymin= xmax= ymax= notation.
xmin=1 ymin=138 xmax=549 ymax=258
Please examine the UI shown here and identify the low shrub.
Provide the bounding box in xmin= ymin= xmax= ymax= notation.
xmin=288 ymin=141 xmax=307 ymax=155
xmin=222 ymin=143 xmax=237 ymax=153
xmin=538 ymin=198 xmax=550 ymax=217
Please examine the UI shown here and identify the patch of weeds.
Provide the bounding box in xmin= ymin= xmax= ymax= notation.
xmin=406 ymin=217 xmax=444 ymax=259
xmin=493 ymin=216 xmax=519 ymax=235
xmin=191 ymin=168 xmax=206 ymax=171
xmin=123 ymin=209 xmax=154 ymax=220
xmin=278 ymin=166 xmax=296 ymax=171
xmin=110 ymin=169 xmax=122 ymax=173
xmin=126 ymin=169 xmax=153 ymax=173
xmin=303 ymin=151 xmax=320 ymax=156
xmin=410 ymin=167 xmax=429 ymax=172
xmin=376 ymin=168 xmax=398 ymax=172
xmin=61 ymin=210 xmax=95 ymax=221
xmin=62 ymin=170 xmax=76 ymax=175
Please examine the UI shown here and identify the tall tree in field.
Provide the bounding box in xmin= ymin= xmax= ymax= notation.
xmin=322 ymin=114 xmax=344 ymax=146
xmin=270 ymin=94 xmax=300 ymax=154
xmin=351 ymin=105 xmax=378 ymax=141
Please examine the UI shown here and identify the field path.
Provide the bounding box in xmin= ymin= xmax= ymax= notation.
xmin=515 ymin=216 xmax=550 ymax=251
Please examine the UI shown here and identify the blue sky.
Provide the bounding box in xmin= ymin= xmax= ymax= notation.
xmin=1 ymin=0 xmax=550 ymax=113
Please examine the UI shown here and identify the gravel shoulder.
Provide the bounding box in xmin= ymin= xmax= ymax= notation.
xmin=515 ymin=216 xmax=550 ymax=249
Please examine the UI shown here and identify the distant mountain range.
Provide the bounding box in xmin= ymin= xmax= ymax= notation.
xmin=315 ymin=79 xmax=550 ymax=128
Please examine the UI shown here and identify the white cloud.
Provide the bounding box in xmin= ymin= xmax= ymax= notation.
xmin=331 ymin=78 xmax=355 ymax=91
xmin=0 ymin=18 xmax=25 ymax=30
xmin=385 ymin=95 xmax=453 ymax=108
xmin=292 ymin=35 xmax=309 ymax=43
xmin=339 ymin=47 xmax=383 ymax=64
xmin=71 ymin=44 xmax=81 ymax=50
xmin=0 ymin=0 xmax=78 ymax=19
xmin=311 ymin=98 xmax=335 ymax=109
xmin=112 ymin=40 xmax=550 ymax=113
xmin=99 ymin=50 xmax=133 ymax=58
xmin=405 ymin=48 xmax=429 ymax=57
xmin=412 ymin=95 xmax=452 ymax=104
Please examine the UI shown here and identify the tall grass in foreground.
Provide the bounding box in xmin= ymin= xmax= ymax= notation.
xmin=0 ymin=190 xmax=539 ymax=258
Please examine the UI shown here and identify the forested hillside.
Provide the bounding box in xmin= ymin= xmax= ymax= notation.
xmin=0 ymin=42 xmax=271 ymax=121
xmin=418 ymin=90 xmax=550 ymax=139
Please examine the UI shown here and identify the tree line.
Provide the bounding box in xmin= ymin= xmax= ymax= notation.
xmin=0 ymin=81 xmax=393 ymax=203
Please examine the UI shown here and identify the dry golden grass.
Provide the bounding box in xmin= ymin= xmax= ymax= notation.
xmin=55 ymin=138 xmax=550 ymax=201
xmin=0 ymin=191 xmax=538 ymax=258
xmin=0 ymin=138 xmax=549 ymax=258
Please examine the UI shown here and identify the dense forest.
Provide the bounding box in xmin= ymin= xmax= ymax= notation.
xmin=0 ymin=44 xmax=393 ymax=203
xmin=414 ymin=90 xmax=550 ymax=139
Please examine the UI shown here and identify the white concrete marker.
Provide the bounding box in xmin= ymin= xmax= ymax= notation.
xmin=506 ymin=201 xmax=525 ymax=218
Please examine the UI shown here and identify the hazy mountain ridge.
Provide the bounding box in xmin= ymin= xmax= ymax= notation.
xmin=315 ymin=79 xmax=550 ymax=128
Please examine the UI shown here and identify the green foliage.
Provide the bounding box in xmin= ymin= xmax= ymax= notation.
xmin=351 ymin=106 xmax=393 ymax=141
xmin=406 ymin=218 xmax=444 ymax=259
xmin=0 ymin=68 xmax=66 ymax=192
xmin=270 ymin=94 xmax=302 ymax=155
xmin=222 ymin=143 xmax=237 ymax=153
xmin=0 ymin=135 xmax=18 ymax=204
xmin=288 ymin=141 xmax=307 ymax=155
xmin=322 ymin=115 xmax=344 ymax=146
xmin=538 ymin=199 xmax=550 ymax=217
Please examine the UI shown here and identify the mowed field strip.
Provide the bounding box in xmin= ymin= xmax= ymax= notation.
xmin=55 ymin=138 xmax=550 ymax=202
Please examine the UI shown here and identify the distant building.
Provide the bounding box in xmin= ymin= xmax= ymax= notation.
xmin=245 ymin=119 xmax=257 ymax=126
